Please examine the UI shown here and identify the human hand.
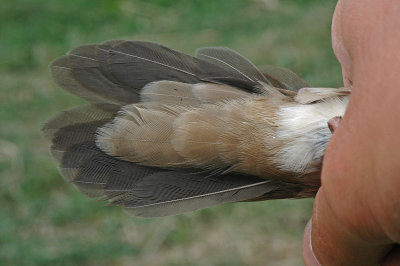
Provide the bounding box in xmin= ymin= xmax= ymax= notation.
xmin=303 ymin=0 xmax=400 ymax=265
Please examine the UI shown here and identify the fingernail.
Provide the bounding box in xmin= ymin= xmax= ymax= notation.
xmin=328 ymin=116 xmax=342 ymax=133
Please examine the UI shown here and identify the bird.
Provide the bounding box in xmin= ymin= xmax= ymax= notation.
xmin=42 ymin=40 xmax=350 ymax=217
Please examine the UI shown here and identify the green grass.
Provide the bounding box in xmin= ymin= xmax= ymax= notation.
xmin=0 ymin=0 xmax=340 ymax=265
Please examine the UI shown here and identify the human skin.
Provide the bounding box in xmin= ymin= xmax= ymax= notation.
xmin=302 ymin=0 xmax=400 ymax=265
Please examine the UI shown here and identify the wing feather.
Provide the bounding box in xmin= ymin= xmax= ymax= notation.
xmin=196 ymin=47 xmax=268 ymax=84
xmin=261 ymin=65 xmax=308 ymax=92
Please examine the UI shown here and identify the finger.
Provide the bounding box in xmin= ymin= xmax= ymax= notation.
xmin=327 ymin=116 xmax=341 ymax=133
xmin=310 ymin=189 xmax=393 ymax=265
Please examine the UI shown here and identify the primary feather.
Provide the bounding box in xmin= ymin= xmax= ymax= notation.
xmin=43 ymin=40 xmax=348 ymax=217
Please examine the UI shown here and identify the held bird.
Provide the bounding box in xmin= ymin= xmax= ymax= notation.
xmin=42 ymin=40 xmax=350 ymax=217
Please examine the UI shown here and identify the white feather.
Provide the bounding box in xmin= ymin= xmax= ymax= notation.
xmin=273 ymin=96 xmax=349 ymax=173
xmin=295 ymin=87 xmax=351 ymax=104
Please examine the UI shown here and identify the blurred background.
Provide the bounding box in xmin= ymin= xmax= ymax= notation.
xmin=0 ymin=0 xmax=342 ymax=265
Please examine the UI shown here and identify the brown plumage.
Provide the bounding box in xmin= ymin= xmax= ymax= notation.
xmin=42 ymin=40 xmax=349 ymax=217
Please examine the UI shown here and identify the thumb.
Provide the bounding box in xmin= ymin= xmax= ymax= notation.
xmin=302 ymin=219 xmax=321 ymax=266
xmin=302 ymin=189 xmax=393 ymax=265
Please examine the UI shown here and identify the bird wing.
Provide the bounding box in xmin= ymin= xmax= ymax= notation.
xmin=43 ymin=41 xmax=311 ymax=217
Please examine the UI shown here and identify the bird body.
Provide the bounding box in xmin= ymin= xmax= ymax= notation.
xmin=43 ymin=40 xmax=349 ymax=217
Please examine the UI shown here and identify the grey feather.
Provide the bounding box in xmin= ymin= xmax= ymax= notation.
xmin=196 ymin=47 xmax=268 ymax=84
xmin=50 ymin=56 xmax=109 ymax=104
xmin=261 ymin=65 xmax=308 ymax=92
xmin=125 ymin=174 xmax=276 ymax=217
xmin=42 ymin=104 xmax=119 ymax=140
xmin=68 ymin=43 xmax=138 ymax=104
xmin=95 ymin=41 xmax=201 ymax=94
xmin=51 ymin=41 xmax=274 ymax=107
